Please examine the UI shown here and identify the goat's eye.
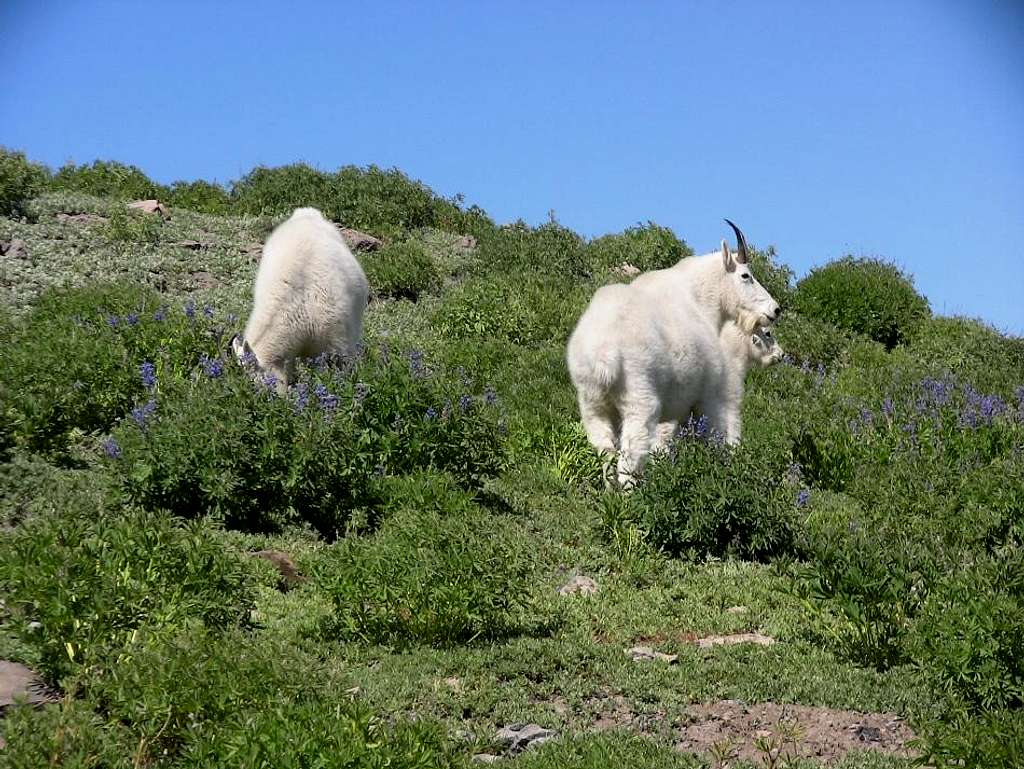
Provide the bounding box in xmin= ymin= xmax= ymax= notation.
xmin=741 ymin=273 xmax=752 ymax=281
xmin=763 ymin=330 xmax=773 ymax=338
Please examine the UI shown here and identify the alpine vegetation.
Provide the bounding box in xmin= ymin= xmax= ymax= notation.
xmin=232 ymin=207 xmax=369 ymax=393
xmin=566 ymin=220 xmax=781 ymax=487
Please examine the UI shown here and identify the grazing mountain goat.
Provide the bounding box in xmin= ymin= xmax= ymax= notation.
xmin=566 ymin=220 xmax=780 ymax=487
xmin=232 ymin=207 xmax=369 ymax=394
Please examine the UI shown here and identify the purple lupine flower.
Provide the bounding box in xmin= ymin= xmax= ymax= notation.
xmin=140 ymin=361 xmax=157 ymax=389
xmin=106 ymin=315 xmax=120 ymax=328
xmin=353 ymin=382 xmax=368 ymax=404
xmin=201 ymin=355 xmax=224 ymax=379
xmin=694 ymin=414 xmax=710 ymax=439
xmin=153 ymin=306 xmax=167 ymax=322
xmin=312 ymin=352 xmax=330 ymax=371
xmin=441 ymin=400 xmax=452 ymax=420
xmin=483 ymin=386 xmax=498 ymax=406
xmin=263 ymin=373 xmax=279 ymax=391
xmin=240 ymin=349 xmax=258 ymax=367
xmin=424 ymin=406 xmax=438 ymax=420
xmin=859 ymin=408 xmax=873 ymax=426
xmin=125 ymin=312 xmax=140 ymax=326
xmin=102 ymin=437 xmax=122 ymax=459
xmin=184 ymin=300 xmax=196 ymax=319
xmin=315 ymin=384 xmax=338 ymax=412
xmin=1015 ymin=386 xmax=1024 ymax=420
xmin=293 ymin=383 xmax=309 ymax=413
xmin=131 ymin=399 xmax=157 ymax=428
xmin=203 ymin=304 xmax=215 ymax=319
xmin=373 ymin=463 xmax=385 ymax=476
xmin=226 ymin=313 xmax=238 ymax=325
xmin=786 ymin=462 xmax=803 ymax=483
xmin=882 ymin=398 xmax=894 ymax=417
xmin=459 ymin=394 xmax=473 ymax=412
xmin=796 ymin=489 xmax=810 ymax=508
xmin=408 ymin=349 xmax=426 ymax=378
xmin=497 ymin=419 xmax=508 ymax=435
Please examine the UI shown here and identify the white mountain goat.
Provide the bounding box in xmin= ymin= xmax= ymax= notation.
xmin=232 ymin=207 xmax=369 ymax=393
xmin=566 ymin=220 xmax=781 ymax=487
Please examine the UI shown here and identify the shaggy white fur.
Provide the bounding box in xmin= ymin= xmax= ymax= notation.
xmin=233 ymin=207 xmax=369 ymax=393
xmin=566 ymin=221 xmax=780 ymax=487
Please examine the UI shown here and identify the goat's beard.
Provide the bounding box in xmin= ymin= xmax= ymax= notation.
xmin=735 ymin=309 xmax=764 ymax=335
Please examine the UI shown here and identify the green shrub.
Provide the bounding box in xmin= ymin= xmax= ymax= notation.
xmin=0 ymin=501 xmax=254 ymax=685
xmin=473 ymin=219 xmax=588 ymax=277
xmin=748 ymin=245 xmax=796 ymax=309
xmin=230 ymin=162 xmax=488 ymax=237
xmin=111 ymin=345 xmax=506 ymax=536
xmin=166 ymin=178 xmax=232 ymax=214
xmin=792 ymin=256 xmax=930 ymax=349
xmin=103 ymin=204 xmax=163 ymax=245
xmin=436 ymin=272 xmax=589 ymax=347
xmin=0 ymin=146 xmax=50 ymax=218
xmin=916 ymin=709 xmax=1024 ymax=769
xmin=51 ymin=159 xmax=166 ymax=200
xmin=363 ymin=240 xmax=440 ymax=300
xmin=0 ymin=700 xmax=131 ymax=769
xmin=316 ymin=484 xmax=535 ymax=647
xmin=775 ymin=312 xmax=853 ymax=366
xmin=583 ymin=222 xmax=690 ymax=274
xmin=904 ymin=315 xmax=1024 ymax=397
xmin=0 ymin=284 xmax=226 ymax=457
xmin=628 ymin=427 xmax=801 ymax=561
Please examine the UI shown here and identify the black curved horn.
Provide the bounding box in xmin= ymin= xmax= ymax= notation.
xmin=723 ymin=218 xmax=750 ymax=264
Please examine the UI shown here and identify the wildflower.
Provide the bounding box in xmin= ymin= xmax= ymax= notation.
xmin=459 ymin=394 xmax=473 ymax=412
xmin=408 ymin=349 xmax=426 ymax=378
xmin=153 ymin=306 xmax=167 ymax=322
xmin=240 ymin=349 xmax=258 ymax=367
xmin=441 ymin=400 xmax=452 ymax=420
xmin=264 ymin=373 xmax=279 ymax=391
xmin=354 ymin=382 xmax=368 ymax=404
xmin=227 ymin=313 xmax=238 ymax=325
xmin=106 ymin=315 xmax=120 ymax=328
xmin=184 ymin=300 xmax=196 ymax=319
xmin=315 ymin=384 xmax=338 ymax=412
xmin=140 ymin=361 xmax=157 ymax=389
xmin=200 ymin=355 xmax=224 ymax=379
xmin=373 ymin=463 xmax=385 ymax=476
xmin=694 ymin=414 xmax=710 ymax=439
xmin=131 ymin=399 xmax=157 ymax=428
xmin=882 ymin=398 xmax=894 ymax=417
xmin=424 ymin=406 xmax=438 ymax=420
xmin=796 ymin=489 xmax=810 ymax=508
xmin=102 ymin=437 xmax=122 ymax=459
xmin=203 ymin=304 xmax=215 ymax=318
xmin=293 ymin=383 xmax=309 ymax=413
xmin=125 ymin=313 xmax=140 ymax=326
xmin=483 ymin=386 xmax=498 ymax=406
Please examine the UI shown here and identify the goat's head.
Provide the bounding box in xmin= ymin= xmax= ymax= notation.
xmin=230 ymin=334 xmax=260 ymax=369
xmin=749 ymin=325 xmax=784 ymax=367
xmin=720 ymin=219 xmax=781 ymax=332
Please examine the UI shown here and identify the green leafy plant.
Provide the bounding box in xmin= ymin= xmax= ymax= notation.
xmin=0 ymin=146 xmax=50 ymax=218
xmin=792 ymin=256 xmax=930 ymax=349
xmin=363 ymin=240 xmax=440 ymax=300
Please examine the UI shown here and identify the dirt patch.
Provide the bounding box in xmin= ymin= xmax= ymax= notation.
xmin=674 ymin=700 xmax=917 ymax=764
xmin=693 ymin=632 xmax=775 ymax=649
xmin=0 ymin=660 xmax=58 ymax=713
xmin=54 ymin=212 xmax=107 ymax=226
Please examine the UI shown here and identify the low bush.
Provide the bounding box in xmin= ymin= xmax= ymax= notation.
xmin=0 ymin=146 xmax=50 ymax=218
xmin=166 ymin=178 xmax=232 ymax=214
xmin=363 ymin=240 xmax=440 ymax=300
xmin=51 ymin=159 xmax=166 ymax=200
xmin=103 ymin=204 xmax=163 ymax=245
xmin=111 ymin=345 xmax=506 ymax=536
xmin=0 ymin=284 xmax=228 ymax=457
xmin=473 ymin=219 xmax=588 ymax=277
xmin=627 ymin=424 xmax=801 ymax=561
xmin=435 ymin=272 xmax=589 ymax=347
xmin=792 ymin=256 xmax=930 ymax=349
xmin=0 ymin=500 xmax=254 ymax=685
xmin=583 ymin=222 xmax=690 ymax=274
xmin=315 ymin=481 xmax=535 ymax=647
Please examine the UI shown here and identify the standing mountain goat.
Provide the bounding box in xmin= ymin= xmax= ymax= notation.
xmin=232 ymin=207 xmax=369 ymax=393
xmin=566 ymin=220 xmax=780 ymax=487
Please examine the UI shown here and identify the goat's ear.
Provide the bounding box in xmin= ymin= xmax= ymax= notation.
xmin=721 ymin=239 xmax=736 ymax=272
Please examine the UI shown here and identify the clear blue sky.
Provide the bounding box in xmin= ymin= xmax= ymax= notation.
xmin=3 ymin=1 xmax=1022 ymax=334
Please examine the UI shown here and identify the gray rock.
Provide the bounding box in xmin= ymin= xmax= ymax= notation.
xmin=495 ymin=723 xmax=557 ymax=753
xmin=625 ymin=645 xmax=678 ymax=664
xmin=471 ymin=754 xmax=502 ymax=764
xmin=338 ymin=227 xmax=382 ymax=252
xmin=0 ymin=239 xmax=28 ymax=259
xmin=127 ymin=199 xmax=170 ymax=219
xmin=557 ymin=574 xmax=598 ymax=597
xmin=1 ymin=661 xmax=58 ymax=712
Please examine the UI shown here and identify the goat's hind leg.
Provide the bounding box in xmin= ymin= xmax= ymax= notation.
xmin=617 ymin=402 xmax=659 ymax=491
xmin=577 ymin=392 xmax=620 ymax=489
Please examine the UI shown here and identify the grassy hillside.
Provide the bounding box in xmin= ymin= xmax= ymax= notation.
xmin=1 ymin=149 xmax=1022 ymax=768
